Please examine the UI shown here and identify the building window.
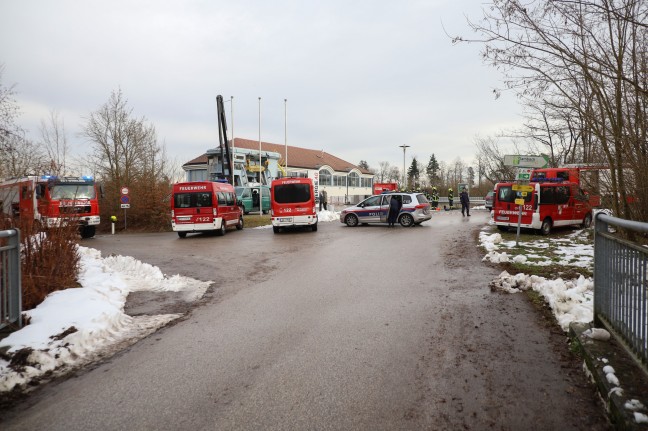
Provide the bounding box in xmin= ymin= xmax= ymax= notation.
xmin=187 ymin=169 xmax=207 ymax=182
xmin=320 ymin=169 xmax=332 ymax=186
xmin=289 ymin=171 xmax=308 ymax=178
xmin=348 ymin=172 xmax=359 ymax=187
xmin=361 ymin=177 xmax=373 ymax=188
xmin=334 ymin=175 xmax=346 ymax=186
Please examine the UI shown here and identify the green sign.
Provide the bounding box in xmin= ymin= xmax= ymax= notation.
xmin=504 ymin=154 xmax=549 ymax=168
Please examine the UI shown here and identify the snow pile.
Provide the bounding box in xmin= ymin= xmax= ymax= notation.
xmin=625 ymin=400 xmax=648 ymax=424
xmin=583 ymin=328 xmax=611 ymax=341
xmin=0 ymin=247 xmax=211 ymax=393
xmin=317 ymin=209 xmax=340 ymax=222
xmin=490 ymin=271 xmax=593 ymax=331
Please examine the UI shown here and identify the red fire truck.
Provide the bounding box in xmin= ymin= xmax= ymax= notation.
xmin=493 ymin=167 xmax=597 ymax=235
xmin=0 ymin=175 xmax=102 ymax=238
xmin=373 ymin=182 xmax=398 ymax=194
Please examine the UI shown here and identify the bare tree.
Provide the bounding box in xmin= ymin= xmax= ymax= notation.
xmin=377 ymin=161 xmax=391 ymax=182
xmin=474 ymin=135 xmax=518 ymax=184
xmin=456 ymin=0 xmax=648 ymax=220
xmin=40 ymin=110 xmax=69 ymax=176
xmin=81 ymin=88 xmax=173 ymax=229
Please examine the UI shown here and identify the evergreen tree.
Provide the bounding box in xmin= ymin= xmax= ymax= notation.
xmin=358 ymin=160 xmax=370 ymax=170
xmin=426 ymin=154 xmax=440 ymax=185
xmin=407 ymin=157 xmax=420 ymax=189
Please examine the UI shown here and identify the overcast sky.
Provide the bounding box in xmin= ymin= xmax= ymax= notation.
xmin=1 ymin=0 xmax=521 ymax=173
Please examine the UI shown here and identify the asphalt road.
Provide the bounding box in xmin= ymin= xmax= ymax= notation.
xmin=0 ymin=211 xmax=610 ymax=430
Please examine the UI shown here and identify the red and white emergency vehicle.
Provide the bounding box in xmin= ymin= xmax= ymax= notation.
xmin=493 ymin=167 xmax=596 ymax=235
xmin=373 ymin=182 xmax=398 ymax=194
xmin=170 ymin=181 xmax=243 ymax=238
xmin=0 ymin=175 xmax=102 ymax=238
xmin=270 ymin=177 xmax=317 ymax=233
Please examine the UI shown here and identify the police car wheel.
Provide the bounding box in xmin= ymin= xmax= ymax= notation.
xmin=345 ymin=214 xmax=359 ymax=227
xmin=399 ymin=214 xmax=414 ymax=227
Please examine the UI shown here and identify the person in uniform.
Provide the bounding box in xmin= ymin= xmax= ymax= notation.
xmin=448 ymin=187 xmax=454 ymax=209
xmin=460 ymin=187 xmax=471 ymax=217
xmin=431 ymin=187 xmax=439 ymax=209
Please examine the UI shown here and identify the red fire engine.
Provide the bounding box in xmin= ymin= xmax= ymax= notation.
xmin=493 ymin=167 xmax=598 ymax=235
xmin=373 ymin=182 xmax=398 ymax=194
xmin=0 ymin=175 xmax=102 ymax=238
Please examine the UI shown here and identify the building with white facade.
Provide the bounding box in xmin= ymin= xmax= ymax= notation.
xmin=183 ymin=138 xmax=375 ymax=205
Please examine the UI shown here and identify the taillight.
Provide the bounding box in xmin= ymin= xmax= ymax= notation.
xmin=415 ymin=204 xmax=428 ymax=210
xmin=213 ymin=207 xmax=218 ymax=216
xmin=171 ymin=210 xmax=175 ymax=217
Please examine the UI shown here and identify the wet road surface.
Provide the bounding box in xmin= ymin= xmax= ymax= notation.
xmin=0 ymin=211 xmax=610 ymax=430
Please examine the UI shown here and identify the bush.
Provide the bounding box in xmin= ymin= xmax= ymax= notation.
xmin=1 ymin=218 xmax=80 ymax=310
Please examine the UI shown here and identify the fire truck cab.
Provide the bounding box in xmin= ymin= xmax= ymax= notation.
xmin=171 ymin=181 xmax=243 ymax=238
xmin=0 ymin=175 xmax=101 ymax=238
xmin=493 ymin=167 xmax=595 ymax=235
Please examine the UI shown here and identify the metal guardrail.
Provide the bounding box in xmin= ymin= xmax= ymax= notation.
xmin=594 ymin=213 xmax=648 ymax=371
xmin=0 ymin=228 xmax=22 ymax=330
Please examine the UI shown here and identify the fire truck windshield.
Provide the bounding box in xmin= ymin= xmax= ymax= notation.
xmin=49 ymin=184 xmax=96 ymax=200
xmin=497 ymin=185 xmax=532 ymax=204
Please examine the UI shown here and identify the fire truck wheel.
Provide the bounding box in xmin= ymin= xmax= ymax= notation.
xmin=497 ymin=226 xmax=508 ymax=232
xmin=177 ymin=232 xmax=187 ymax=238
xmin=344 ymin=214 xmax=359 ymax=227
xmin=216 ymin=222 xmax=227 ymax=236
xmin=80 ymin=226 xmax=96 ymax=239
xmin=273 ymin=226 xmax=280 ymax=234
xmin=311 ymin=223 xmax=318 ymax=232
xmin=581 ymin=213 xmax=592 ymax=228
xmin=236 ymin=216 xmax=244 ymax=230
xmin=540 ymin=218 xmax=552 ymax=235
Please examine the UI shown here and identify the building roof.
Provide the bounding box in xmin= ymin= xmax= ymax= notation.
xmin=183 ymin=138 xmax=371 ymax=174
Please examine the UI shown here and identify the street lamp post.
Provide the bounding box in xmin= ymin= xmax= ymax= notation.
xmin=399 ymin=144 xmax=410 ymax=190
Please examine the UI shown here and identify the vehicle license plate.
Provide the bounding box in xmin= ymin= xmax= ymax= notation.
xmin=279 ymin=217 xmax=292 ymax=222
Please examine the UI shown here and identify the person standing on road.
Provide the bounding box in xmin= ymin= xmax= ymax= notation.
xmin=387 ymin=195 xmax=402 ymax=227
xmin=460 ymin=187 xmax=471 ymax=217
xmin=322 ymin=188 xmax=328 ymax=211
xmin=431 ymin=187 xmax=439 ymax=209
xmin=448 ymin=187 xmax=454 ymax=209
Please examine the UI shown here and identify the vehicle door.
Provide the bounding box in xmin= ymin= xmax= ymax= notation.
xmin=356 ymin=195 xmax=382 ymax=223
xmin=379 ymin=194 xmax=393 ymax=222
xmin=261 ymin=187 xmax=271 ymax=213
xmin=571 ymin=185 xmax=588 ymax=222
xmin=554 ymin=185 xmax=573 ymax=223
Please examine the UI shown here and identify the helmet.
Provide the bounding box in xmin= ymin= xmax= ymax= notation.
xmin=449 ymin=188 xmax=453 ymax=191
xmin=432 ymin=187 xmax=436 ymax=190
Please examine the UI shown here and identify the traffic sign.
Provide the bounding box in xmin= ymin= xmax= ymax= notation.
xmin=512 ymin=184 xmax=534 ymax=192
xmin=515 ymin=168 xmax=533 ymax=182
xmin=121 ymin=187 xmax=129 ymax=195
xmin=504 ymin=155 xmax=549 ymax=168
xmin=120 ymin=204 xmax=130 ymax=209
xmin=120 ymin=195 xmax=130 ymax=204
xmin=515 ymin=198 xmax=525 ymax=205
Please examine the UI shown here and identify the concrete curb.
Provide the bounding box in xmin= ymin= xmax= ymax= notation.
xmin=569 ymin=322 xmax=648 ymax=430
